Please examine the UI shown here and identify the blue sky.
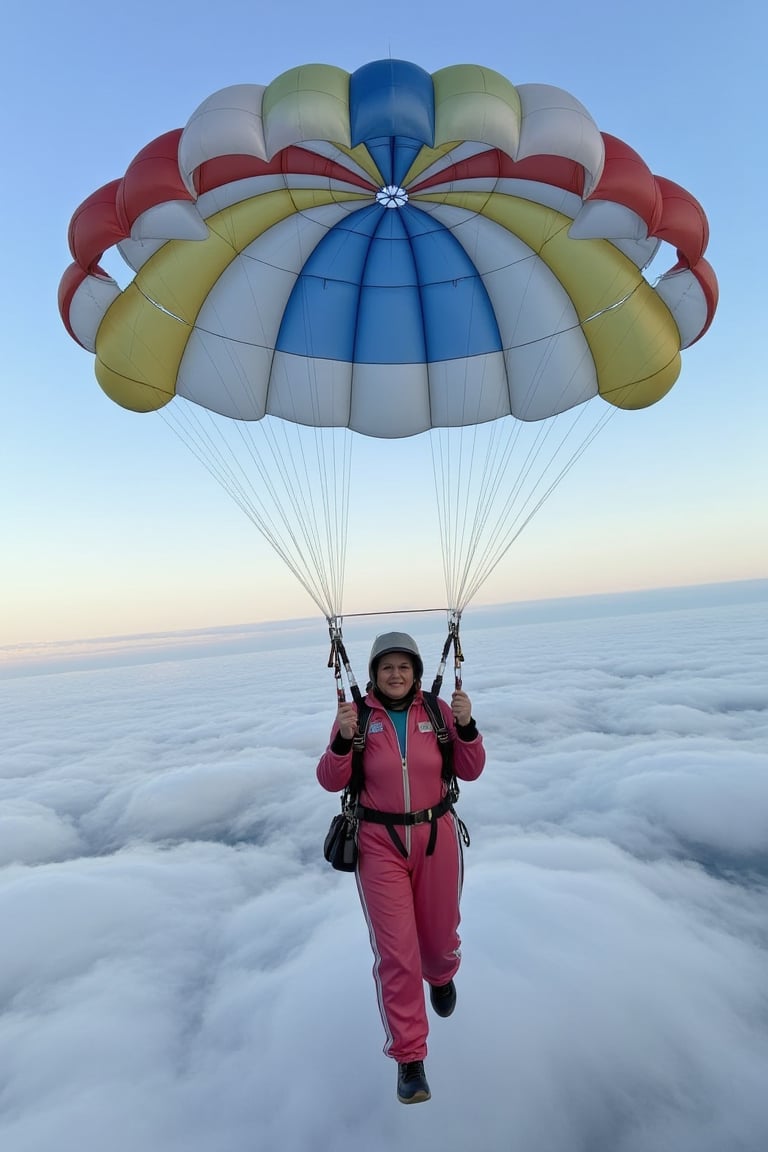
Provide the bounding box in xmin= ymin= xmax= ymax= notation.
xmin=2 ymin=0 xmax=766 ymax=645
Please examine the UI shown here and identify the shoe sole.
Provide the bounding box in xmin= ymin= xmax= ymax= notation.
xmin=398 ymin=1089 xmax=431 ymax=1104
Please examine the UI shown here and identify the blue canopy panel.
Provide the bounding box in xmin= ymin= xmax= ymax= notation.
xmin=349 ymin=60 xmax=435 ymax=186
xmin=275 ymin=203 xmax=502 ymax=365
xmin=364 ymin=135 xmax=426 ymax=189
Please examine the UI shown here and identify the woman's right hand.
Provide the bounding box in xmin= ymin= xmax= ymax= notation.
xmin=336 ymin=702 xmax=358 ymax=741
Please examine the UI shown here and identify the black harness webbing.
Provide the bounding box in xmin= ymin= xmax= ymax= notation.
xmin=356 ymin=795 xmax=455 ymax=857
xmin=348 ymin=691 xmax=470 ymax=859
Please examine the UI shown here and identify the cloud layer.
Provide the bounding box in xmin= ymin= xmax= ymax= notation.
xmin=1 ymin=587 xmax=767 ymax=1151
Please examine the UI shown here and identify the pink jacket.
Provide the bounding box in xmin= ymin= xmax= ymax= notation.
xmin=317 ymin=690 xmax=485 ymax=813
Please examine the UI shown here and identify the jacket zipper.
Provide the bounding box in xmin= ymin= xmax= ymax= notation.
xmin=384 ymin=706 xmax=412 ymax=857
xmin=402 ymin=707 xmax=411 ymax=856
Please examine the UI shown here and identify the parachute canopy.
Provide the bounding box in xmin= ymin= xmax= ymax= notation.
xmin=59 ymin=60 xmax=718 ymax=618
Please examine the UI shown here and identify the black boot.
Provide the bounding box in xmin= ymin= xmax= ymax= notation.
xmin=429 ymin=978 xmax=457 ymax=1018
xmin=397 ymin=1060 xmax=431 ymax=1104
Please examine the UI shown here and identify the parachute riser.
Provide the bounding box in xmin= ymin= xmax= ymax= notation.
xmin=430 ymin=611 xmax=463 ymax=696
xmin=327 ymin=618 xmax=362 ymax=705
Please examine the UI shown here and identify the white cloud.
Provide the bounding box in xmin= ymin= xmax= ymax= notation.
xmin=1 ymin=586 xmax=767 ymax=1151
xmin=0 ymin=800 xmax=82 ymax=866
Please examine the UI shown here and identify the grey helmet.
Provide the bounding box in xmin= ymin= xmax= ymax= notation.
xmin=368 ymin=632 xmax=424 ymax=684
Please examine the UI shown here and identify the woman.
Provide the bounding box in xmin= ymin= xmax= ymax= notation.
xmin=317 ymin=631 xmax=485 ymax=1104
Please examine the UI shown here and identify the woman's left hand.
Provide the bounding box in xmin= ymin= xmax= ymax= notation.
xmin=450 ymin=689 xmax=472 ymax=727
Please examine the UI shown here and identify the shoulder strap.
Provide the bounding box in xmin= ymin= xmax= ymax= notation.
xmin=423 ymin=693 xmax=467 ymax=839
xmin=421 ymin=690 xmax=455 ymax=784
xmin=348 ymin=700 xmax=373 ymax=800
xmin=420 ymin=690 xmax=449 ymax=743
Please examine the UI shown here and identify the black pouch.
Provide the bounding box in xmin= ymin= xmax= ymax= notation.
xmin=323 ymin=799 xmax=358 ymax=872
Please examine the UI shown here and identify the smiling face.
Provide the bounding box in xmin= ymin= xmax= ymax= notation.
xmin=375 ymin=652 xmax=416 ymax=700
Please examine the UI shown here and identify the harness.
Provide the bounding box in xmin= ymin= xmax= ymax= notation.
xmin=345 ymin=691 xmax=470 ymax=859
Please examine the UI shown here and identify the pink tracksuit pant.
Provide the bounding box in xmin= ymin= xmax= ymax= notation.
xmin=355 ymin=814 xmax=464 ymax=1062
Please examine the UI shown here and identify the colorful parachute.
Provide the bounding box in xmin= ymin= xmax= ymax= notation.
xmin=59 ymin=60 xmax=718 ymax=619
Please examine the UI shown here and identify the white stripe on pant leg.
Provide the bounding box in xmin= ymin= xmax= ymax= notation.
xmin=452 ymin=813 xmax=465 ymax=899
xmin=355 ymin=868 xmax=395 ymax=1057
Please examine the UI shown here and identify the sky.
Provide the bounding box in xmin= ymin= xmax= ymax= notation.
xmin=2 ymin=0 xmax=767 ymax=647
xmin=1 ymin=585 xmax=767 ymax=1151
